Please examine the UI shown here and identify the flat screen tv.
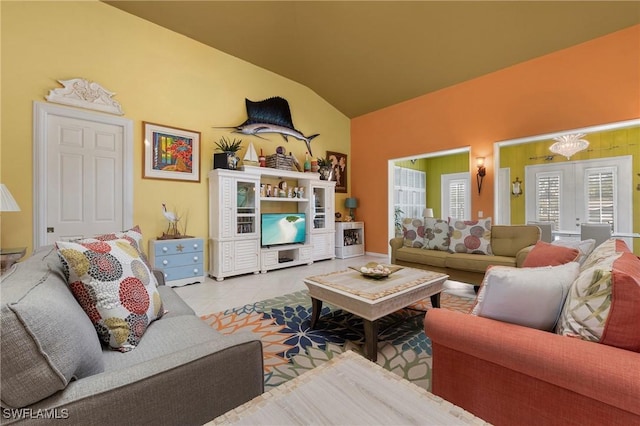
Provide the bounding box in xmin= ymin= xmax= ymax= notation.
xmin=261 ymin=213 xmax=306 ymax=247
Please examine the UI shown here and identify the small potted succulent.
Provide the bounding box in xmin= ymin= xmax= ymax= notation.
xmin=213 ymin=136 xmax=243 ymax=170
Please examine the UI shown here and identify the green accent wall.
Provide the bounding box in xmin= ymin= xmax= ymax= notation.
xmin=501 ymin=126 xmax=639 ymax=253
xmin=395 ymin=153 xmax=469 ymax=219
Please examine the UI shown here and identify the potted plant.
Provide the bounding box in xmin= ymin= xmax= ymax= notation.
xmin=394 ymin=207 xmax=404 ymax=237
xmin=213 ymin=136 xmax=243 ymax=169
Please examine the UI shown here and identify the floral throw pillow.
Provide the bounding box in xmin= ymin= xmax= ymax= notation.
xmin=77 ymin=225 xmax=153 ymax=272
xmin=56 ymin=239 xmax=164 ymax=352
xmin=449 ymin=217 xmax=492 ymax=255
xmin=422 ymin=218 xmax=451 ymax=251
xmin=402 ymin=218 xmax=424 ymax=248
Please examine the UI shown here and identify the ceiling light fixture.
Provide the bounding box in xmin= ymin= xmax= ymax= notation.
xmin=549 ymin=133 xmax=589 ymax=160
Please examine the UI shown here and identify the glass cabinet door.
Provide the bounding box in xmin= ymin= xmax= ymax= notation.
xmin=312 ymin=186 xmax=326 ymax=230
xmin=236 ymin=179 xmax=257 ymax=235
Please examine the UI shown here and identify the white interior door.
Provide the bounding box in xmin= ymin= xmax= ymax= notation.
xmin=441 ymin=172 xmax=471 ymax=220
xmin=34 ymin=102 xmax=133 ymax=248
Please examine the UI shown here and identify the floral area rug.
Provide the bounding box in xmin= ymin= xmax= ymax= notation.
xmin=201 ymin=290 xmax=474 ymax=392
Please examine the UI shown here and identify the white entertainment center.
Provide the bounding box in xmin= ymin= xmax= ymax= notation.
xmin=208 ymin=166 xmax=336 ymax=281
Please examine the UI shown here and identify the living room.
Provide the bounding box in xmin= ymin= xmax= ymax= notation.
xmin=2 ymin=1 xmax=639 ymax=425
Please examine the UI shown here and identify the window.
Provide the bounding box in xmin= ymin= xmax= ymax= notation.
xmin=535 ymin=172 xmax=560 ymax=228
xmin=585 ymin=167 xmax=616 ymax=226
xmin=441 ymin=172 xmax=470 ymax=219
xmin=393 ymin=166 xmax=426 ymax=220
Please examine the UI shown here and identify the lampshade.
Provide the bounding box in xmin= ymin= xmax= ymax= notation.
xmin=423 ymin=208 xmax=434 ymax=218
xmin=344 ymin=198 xmax=358 ymax=208
xmin=0 ymin=184 xmax=20 ymax=212
xmin=549 ymin=133 xmax=589 ymax=159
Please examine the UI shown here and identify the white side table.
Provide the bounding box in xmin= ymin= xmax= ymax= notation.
xmin=335 ymin=221 xmax=365 ymax=259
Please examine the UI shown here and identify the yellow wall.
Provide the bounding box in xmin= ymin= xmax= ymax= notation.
xmin=501 ymin=125 xmax=640 ymax=253
xmin=0 ymin=1 xmax=350 ymax=265
xmin=424 ymin=153 xmax=469 ymax=218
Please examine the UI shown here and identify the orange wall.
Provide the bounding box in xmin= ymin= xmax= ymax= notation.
xmin=352 ymin=25 xmax=640 ymax=254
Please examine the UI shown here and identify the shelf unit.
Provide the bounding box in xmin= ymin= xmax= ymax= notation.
xmin=335 ymin=221 xmax=365 ymax=259
xmin=208 ymin=170 xmax=261 ymax=281
xmin=208 ymin=166 xmax=335 ymax=281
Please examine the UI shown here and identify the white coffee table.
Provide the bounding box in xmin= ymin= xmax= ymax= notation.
xmin=210 ymin=350 xmax=489 ymax=425
xmin=304 ymin=266 xmax=448 ymax=361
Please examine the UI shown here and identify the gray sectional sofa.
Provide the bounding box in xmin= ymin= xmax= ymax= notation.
xmin=390 ymin=225 xmax=541 ymax=286
xmin=1 ymin=246 xmax=263 ymax=425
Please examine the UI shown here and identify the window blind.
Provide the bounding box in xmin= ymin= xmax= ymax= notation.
xmin=449 ymin=179 xmax=466 ymax=219
xmin=586 ymin=168 xmax=615 ymax=226
xmin=536 ymin=173 xmax=560 ymax=225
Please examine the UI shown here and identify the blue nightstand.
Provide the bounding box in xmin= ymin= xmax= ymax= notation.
xmin=148 ymin=238 xmax=205 ymax=287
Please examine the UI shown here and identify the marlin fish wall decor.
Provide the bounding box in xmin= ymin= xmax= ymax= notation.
xmin=222 ymin=97 xmax=319 ymax=156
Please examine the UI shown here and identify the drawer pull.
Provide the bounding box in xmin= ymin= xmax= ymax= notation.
xmin=162 ymin=246 xmax=168 ymax=252
xmin=193 ymin=268 xmax=199 ymax=274
xmin=193 ymin=243 xmax=199 ymax=249
xmin=164 ymin=273 xmax=168 ymax=278
xmin=162 ymin=260 xmax=168 ymax=265
xmin=193 ymin=256 xmax=199 ymax=261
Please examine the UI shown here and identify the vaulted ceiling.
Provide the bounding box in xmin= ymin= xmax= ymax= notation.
xmin=104 ymin=1 xmax=640 ymax=118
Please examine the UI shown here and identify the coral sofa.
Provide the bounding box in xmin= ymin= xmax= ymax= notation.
xmin=390 ymin=224 xmax=540 ymax=285
xmin=424 ymin=239 xmax=640 ymax=425
xmin=1 ymin=245 xmax=264 ymax=425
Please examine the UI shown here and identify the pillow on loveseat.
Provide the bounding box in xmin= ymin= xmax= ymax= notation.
xmin=56 ymin=239 xmax=164 ymax=352
xmin=471 ymin=263 xmax=580 ymax=331
xmin=402 ymin=218 xmax=425 ymax=248
xmin=449 ymin=217 xmax=492 ymax=255
xmin=551 ymin=238 xmax=596 ymax=265
xmin=579 ymin=238 xmax=628 ymax=271
xmin=422 ymin=218 xmax=451 ymax=251
xmin=522 ymin=241 xmax=580 ymax=267
xmin=77 ymin=225 xmax=153 ymax=271
xmin=556 ymin=243 xmax=640 ymax=352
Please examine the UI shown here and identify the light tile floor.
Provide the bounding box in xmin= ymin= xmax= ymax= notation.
xmin=174 ymin=254 xmax=477 ymax=316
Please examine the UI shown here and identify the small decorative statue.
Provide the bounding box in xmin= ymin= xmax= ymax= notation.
xmin=161 ymin=203 xmax=181 ymax=239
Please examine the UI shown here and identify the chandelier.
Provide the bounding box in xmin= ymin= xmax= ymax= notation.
xmin=549 ymin=133 xmax=589 ymax=159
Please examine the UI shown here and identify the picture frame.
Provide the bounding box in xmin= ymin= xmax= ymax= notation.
xmin=326 ymin=151 xmax=347 ymax=193
xmin=143 ymin=122 xmax=201 ymax=182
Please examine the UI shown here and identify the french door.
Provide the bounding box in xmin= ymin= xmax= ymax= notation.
xmin=525 ymin=156 xmax=632 ymax=241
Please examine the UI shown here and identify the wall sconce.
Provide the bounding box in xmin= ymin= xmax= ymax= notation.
xmin=512 ymin=177 xmax=523 ymax=197
xmin=345 ymin=197 xmax=358 ymax=220
xmin=476 ymin=157 xmax=486 ymax=194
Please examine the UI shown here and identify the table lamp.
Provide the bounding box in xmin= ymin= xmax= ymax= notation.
xmin=423 ymin=208 xmax=434 ymax=219
xmin=345 ymin=197 xmax=358 ymax=220
xmin=1 ymin=184 xmax=21 ymax=212
xmin=0 ymin=184 xmax=24 ymax=271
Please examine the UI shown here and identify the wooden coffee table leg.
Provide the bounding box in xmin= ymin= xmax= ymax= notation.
xmin=363 ymin=319 xmax=379 ymax=362
xmin=430 ymin=292 xmax=441 ymax=309
xmin=310 ymin=298 xmax=323 ymax=329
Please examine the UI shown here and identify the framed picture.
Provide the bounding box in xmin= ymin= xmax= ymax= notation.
xmin=143 ymin=122 xmax=201 ymax=182
xmin=327 ymin=151 xmax=347 ymax=193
